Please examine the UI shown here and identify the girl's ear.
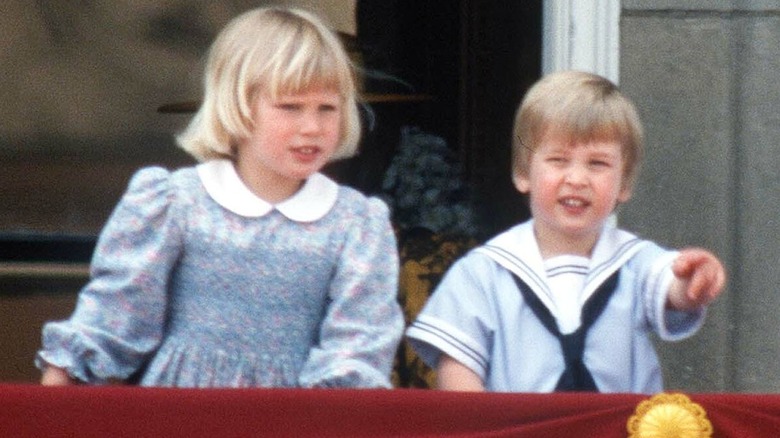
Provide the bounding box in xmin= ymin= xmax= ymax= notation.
xmin=512 ymin=173 xmax=531 ymax=194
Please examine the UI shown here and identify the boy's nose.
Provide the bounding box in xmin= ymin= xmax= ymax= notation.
xmin=564 ymin=165 xmax=588 ymax=185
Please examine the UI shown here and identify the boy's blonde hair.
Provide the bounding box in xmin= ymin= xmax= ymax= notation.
xmin=177 ymin=7 xmax=361 ymax=162
xmin=512 ymin=70 xmax=644 ymax=191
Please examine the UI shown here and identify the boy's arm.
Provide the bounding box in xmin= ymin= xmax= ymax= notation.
xmin=436 ymin=354 xmax=486 ymax=391
xmin=666 ymin=248 xmax=727 ymax=311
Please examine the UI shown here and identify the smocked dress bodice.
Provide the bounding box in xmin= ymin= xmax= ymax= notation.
xmin=37 ymin=160 xmax=403 ymax=388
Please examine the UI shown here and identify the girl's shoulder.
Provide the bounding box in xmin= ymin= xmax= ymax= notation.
xmin=121 ymin=165 xmax=202 ymax=210
xmin=333 ymin=183 xmax=391 ymax=220
xmin=127 ymin=165 xmax=201 ymax=191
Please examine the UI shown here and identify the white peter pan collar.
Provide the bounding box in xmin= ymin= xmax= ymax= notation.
xmin=196 ymin=159 xmax=338 ymax=222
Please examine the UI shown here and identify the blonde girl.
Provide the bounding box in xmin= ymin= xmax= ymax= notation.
xmin=38 ymin=7 xmax=403 ymax=388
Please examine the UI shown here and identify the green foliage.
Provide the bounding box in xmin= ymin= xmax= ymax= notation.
xmin=381 ymin=127 xmax=479 ymax=237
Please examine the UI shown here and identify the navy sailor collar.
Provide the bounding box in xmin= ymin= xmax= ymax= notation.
xmin=475 ymin=218 xmax=649 ymax=311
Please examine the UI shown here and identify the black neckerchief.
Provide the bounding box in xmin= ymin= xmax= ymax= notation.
xmin=511 ymin=271 xmax=620 ymax=392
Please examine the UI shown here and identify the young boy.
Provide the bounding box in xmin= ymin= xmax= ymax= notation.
xmin=405 ymin=70 xmax=726 ymax=393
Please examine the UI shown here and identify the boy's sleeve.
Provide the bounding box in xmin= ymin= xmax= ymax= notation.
xmin=406 ymin=253 xmax=496 ymax=380
xmin=637 ymin=245 xmax=707 ymax=341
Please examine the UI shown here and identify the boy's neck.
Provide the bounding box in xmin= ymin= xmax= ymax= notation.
xmin=533 ymin=225 xmax=598 ymax=260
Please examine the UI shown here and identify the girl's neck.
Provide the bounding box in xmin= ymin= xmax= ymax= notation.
xmin=233 ymin=160 xmax=304 ymax=204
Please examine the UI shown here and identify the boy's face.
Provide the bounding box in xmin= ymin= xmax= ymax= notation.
xmin=513 ymin=137 xmax=632 ymax=257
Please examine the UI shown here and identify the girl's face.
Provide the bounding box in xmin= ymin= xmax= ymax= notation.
xmin=514 ymin=136 xmax=632 ymax=258
xmin=235 ymin=87 xmax=342 ymax=202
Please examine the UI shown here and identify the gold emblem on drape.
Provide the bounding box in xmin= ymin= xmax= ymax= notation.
xmin=628 ymin=392 xmax=713 ymax=438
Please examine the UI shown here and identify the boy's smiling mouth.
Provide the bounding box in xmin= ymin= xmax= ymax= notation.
xmin=558 ymin=196 xmax=590 ymax=214
xmin=560 ymin=196 xmax=589 ymax=209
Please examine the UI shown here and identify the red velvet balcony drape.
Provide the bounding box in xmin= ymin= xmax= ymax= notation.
xmin=1 ymin=385 xmax=779 ymax=437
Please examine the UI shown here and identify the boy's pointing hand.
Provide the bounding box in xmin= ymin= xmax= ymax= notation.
xmin=667 ymin=248 xmax=726 ymax=310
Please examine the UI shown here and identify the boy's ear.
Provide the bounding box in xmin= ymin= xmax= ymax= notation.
xmin=618 ymin=183 xmax=633 ymax=203
xmin=512 ymin=173 xmax=531 ymax=194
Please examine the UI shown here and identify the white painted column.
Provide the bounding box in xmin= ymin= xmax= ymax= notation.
xmin=542 ymin=0 xmax=621 ymax=83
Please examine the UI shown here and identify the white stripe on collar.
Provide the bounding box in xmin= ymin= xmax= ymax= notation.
xmin=476 ymin=219 xmax=649 ymax=310
xmin=196 ymin=159 xmax=338 ymax=222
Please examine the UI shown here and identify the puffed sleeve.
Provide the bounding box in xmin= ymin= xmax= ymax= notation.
xmin=298 ymin=198 xmax=404 ymax=388
xmin=36 ymin=167 xmax=182 ymax=383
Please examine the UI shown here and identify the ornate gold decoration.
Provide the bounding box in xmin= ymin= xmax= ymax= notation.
xmin=391 ymin=231 xmax=476 ymax=388
xmin=627 ymin=392 xmax=713 ymax=438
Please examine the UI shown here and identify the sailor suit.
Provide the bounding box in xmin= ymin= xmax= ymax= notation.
xmin=406 ymin=219 xmax=705 ymax=393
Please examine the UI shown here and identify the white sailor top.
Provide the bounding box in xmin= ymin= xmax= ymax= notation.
xmin=406 ymin=219 xmax=706 ymax=393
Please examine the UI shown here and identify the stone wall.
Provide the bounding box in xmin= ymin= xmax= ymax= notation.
xmin=619 ymin=1 xmax=780 ymax=392
xmin=0 ymin=1 xmax=355 ymax=235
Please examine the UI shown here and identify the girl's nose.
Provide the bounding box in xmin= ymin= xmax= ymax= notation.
xmin=300 ymin=111 xmax=323 ymax=134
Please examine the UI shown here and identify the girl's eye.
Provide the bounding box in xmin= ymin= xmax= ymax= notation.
xmin=319 ymin=104 xmax=338 ymax=112
xmin=277 ymin=103 xmax=300 ymax=111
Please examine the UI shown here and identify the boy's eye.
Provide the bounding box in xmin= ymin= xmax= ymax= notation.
xmin=589 ymin=158 xmax=616 ymax=169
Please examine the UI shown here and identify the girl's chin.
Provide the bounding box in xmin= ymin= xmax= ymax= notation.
xmin=281 ymin=159 xmax=326 ymax=175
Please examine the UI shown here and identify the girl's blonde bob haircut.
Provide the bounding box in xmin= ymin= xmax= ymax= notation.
xmin=512 ymin=70 xmax=644 ymax=192
xmin=177 ymin=7 xmax=361 ymax=162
